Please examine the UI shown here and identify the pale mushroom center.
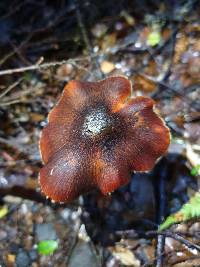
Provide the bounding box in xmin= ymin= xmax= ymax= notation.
xmin=82 ymin=109 xmax=112 ymax=137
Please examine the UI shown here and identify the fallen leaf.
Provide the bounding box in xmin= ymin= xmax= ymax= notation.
xmin=37 ymin=240 xmax=58 ymax=255
xmin=147 ymin=31 xmax=161 ymax=46
xmin=0 ymin=206 xmax=8 ymax=219
xmin=110 ymin=245 xmax=140 ymax=266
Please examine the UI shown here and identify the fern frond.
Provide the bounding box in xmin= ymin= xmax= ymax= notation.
xmin=159 ymin=192 xmax=200 ymax=231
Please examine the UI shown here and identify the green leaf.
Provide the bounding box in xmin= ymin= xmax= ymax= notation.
xmin=159 ymin=192 xmax=200 ymax=231
xmin=0 ymin=206 xmax=8 ymax=219
xmin=147 ymin=31 xmax=161 ymax=46
xmin=191 ymin=164 xmax=200 ymax=176
xmin=159 ymin=215 xmax=176 ymax=231
xmin=37 ymin=240 xmax=58 ymax=256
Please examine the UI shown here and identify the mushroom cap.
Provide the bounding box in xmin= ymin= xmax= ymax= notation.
xmin=39 ymin=76 xmax=170 ymax=202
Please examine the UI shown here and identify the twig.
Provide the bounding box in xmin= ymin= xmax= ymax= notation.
xmin=0 ymin=57 xmax=88 ymax=76
xmin=10 ymin=41 xmax=32 ymax=66
xmin=116 ymin=229 xmax=200 ymax=253
xmin=75 ymin=0 xmax=104 ymax=80
xmin=75 ymin=0 xmax=92 ymax=54
xmin=0 ymin=80 xmax=44 ymax=106
xmin=0 ymin=137 xmax=27 ymax=153
xmin=0 ymin=99 xmax=24 ymax=107
xmin=0 ymin=78 xmax=23 ymax=99
xmin=0 ymin=0 xmax=26 ymax=19
xmin=0 ymin=137 xmax=39 ymax=161
xmin=140 ymin=73 xmax=200 ymax=112
xmin=164 ymin=231 xmax=200 ymax=253
xmin=0 ymin=34 xmax=33 ymax=66
xmin=155 ymin=164 xmax=168 ymax=267
xmin=156 ymin=235 xmax=165 ymax=267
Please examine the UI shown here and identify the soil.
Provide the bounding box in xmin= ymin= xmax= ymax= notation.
xmin=0 ymin=0 xmax=199 ymax=266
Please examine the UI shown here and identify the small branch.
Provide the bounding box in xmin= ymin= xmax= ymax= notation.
xmin=116 ymin=229 xmax=200 ymax=253
xmin=0 ymin=34 xmax=33 ymax=66
xmin=140 ymin=73 xmax=200 ymax=113
xmin=75 ymin=0 xmax=92 ymax=54
xmin=156 ymin=235 xmax=165 ymax=267
xmin=75 ymin=0 xmax=104 ymax=80
xmin=0 ymin=78 xmax=23 ymax=99
xmin=155 ymin=164 xmax=168 ymax=267
xmin=0 ymin=99 xmax=24 ymax=107
xmin=164 ymin=231 xmax=200 ymax=253
xmin=0 ymin=57 xmax=88 ymax=76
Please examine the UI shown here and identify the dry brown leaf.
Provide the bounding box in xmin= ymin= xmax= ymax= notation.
xmin=109 ymin=245 xmax=140 ymax=266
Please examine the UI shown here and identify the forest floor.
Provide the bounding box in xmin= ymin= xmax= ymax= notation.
xmin=0 ymin=1 xmax=199 ymax=266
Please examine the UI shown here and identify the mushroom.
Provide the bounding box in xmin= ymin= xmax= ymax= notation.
xmin=39 ymin=76 xmax=170 ymax=203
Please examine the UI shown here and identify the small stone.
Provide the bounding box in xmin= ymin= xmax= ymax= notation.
xmin=165 ymin=237 xmax=180 ymax=253
xmin=7 ymin=254 xmax=15 ymax=264
xmin=34 ymin=215 xmax=44 ymax=224
xmin=24 ymin=235 xmax=33 ymax=250
xmin=141 ymin=245 xmax=154 ymax=262
xmin=174 ymin=223 xmax=188 ymax=233
xmin=16 ymin=250 xmax=31 ymax=267
xmin=100 ymin=61 xmax=115 ymax=74
xmin=189 ymin=222 xmax=200 ymax=234
xmin=0 ymin=230 xmax=7 ymax=240
xmin=7 ymin=227 xmax=17 ymax=239
xmin=110 ymin=245 xmax=140 ymax=267
xmin=20 ymin=203 xmax=28 ymax=214
xmin=3 ymin=196 xmax=22 ymax=203
xmin=9 ymin=243 xmax=19 ymax=254
xmin=68 ymin=239 xmax=100 ymax=267
xmin=56 ymin=63 xmax=74 ymax=79
xmin=29 ymin=249 xmax=38 ymax=261
xmin=60 ymin=208 xmax=72 ymax=220
xmin=18 ymin=114 xmax=29 ymax=122
xmin=35 ymin=223 xmax=57 ymax=241
xmin=91 ymin=23 xmax=108 ymax=38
